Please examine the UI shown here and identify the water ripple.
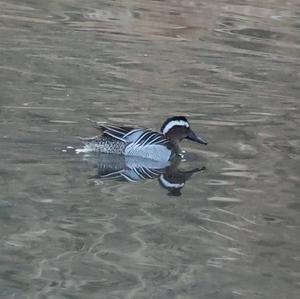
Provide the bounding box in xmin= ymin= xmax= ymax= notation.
xmin=0 ymin=0 xmax=299 ymax=298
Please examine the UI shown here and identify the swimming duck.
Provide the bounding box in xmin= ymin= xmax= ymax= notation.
xmin=79 ymin=116 xmax=207 ymax=162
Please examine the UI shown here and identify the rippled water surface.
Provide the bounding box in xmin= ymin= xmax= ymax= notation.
xmin=1 ymin=0 xmax=300 ymax=298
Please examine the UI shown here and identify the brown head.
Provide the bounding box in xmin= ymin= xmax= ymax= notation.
xmin=160 ymin=116 xmax=208 ymax=145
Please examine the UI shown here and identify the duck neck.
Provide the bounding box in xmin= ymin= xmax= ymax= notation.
xmin=164 ymin=135 xmax=181 ymax=155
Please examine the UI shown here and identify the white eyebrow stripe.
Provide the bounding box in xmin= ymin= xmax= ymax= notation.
xmin=162 ymin=120 xmax=189 ymax=134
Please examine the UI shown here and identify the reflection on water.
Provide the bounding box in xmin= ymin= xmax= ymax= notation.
xmin=0 ymin=0 xmax=300 ymax=298
xmin=84 ymin=153 xmax=205 ymax=196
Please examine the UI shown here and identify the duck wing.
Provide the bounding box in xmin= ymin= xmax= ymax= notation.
xmin=96 ymin=125 xmax=140 ymax=142
xmin=96 ymin=125 xmax=168 ymax=146
xmin=124 ymin=129 xmax=172 ymax=161
xmin=125 ymin=129 xmax=169 ymax=146
xmin=94 ymin=124 xmax=172 ymax=161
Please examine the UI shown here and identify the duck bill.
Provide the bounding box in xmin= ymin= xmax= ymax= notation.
xmin=186 ymin=130 xmax=208 ymax=145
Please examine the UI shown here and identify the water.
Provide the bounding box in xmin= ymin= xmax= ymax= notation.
xmin=0 ymin=0 xmax=299 ymax=298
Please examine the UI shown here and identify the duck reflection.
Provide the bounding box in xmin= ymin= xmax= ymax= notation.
xmin=83 ymin=153 xmax=205 ymax=196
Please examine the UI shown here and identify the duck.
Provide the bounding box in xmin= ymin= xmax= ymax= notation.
xmin=78 ymin=116 xmax=207 ymax=162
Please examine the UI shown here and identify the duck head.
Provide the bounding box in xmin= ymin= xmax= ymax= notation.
xmin=160 ymin=116 xmax=208 ymax=145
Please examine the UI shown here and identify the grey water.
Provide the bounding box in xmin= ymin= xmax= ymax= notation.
xmin=0 ymin=0 xmax=299 ymax=298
